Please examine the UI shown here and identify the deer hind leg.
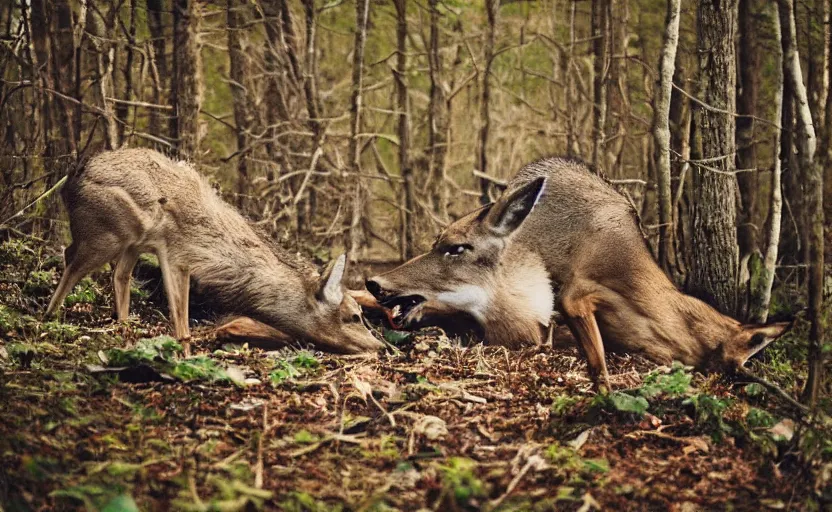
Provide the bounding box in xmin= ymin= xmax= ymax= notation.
xmin=46 ymin=238 xmax=121 ymax=319
xmin=560 ymin=283 xmax=611 ymax=393
xmin=113 ymin=248 xmax=140 ymax=321
xmin=157 ymin=249 xmax=191 ymax=356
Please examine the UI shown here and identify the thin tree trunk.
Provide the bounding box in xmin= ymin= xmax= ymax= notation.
xmin=172 ymin=0 xmax=202 ymax=159
xmin=300 ymin=0 xmax=321 ymax=235
xmin=736 ymin=0 xmax=760 ymax=263
xmin=115 ymin=0 xmax=136 ymax=142
xmin=348 ymin=0 xmax=370 ymax=262
xmin=90 ymin=6 xmax=119 ymax=150
xmin=427 ymin=0 xmax=447 ymax=220
xmin=394 ymin=0 xmax=413 ymax=259
xmin=778 ymin=0 xmax=825 ymax=406
xmin=653 ymin=0 xmax=681 ymax=275
xmin=749 ymin=2 xmax=783 ymax=324
xmin=227 ymin=0 xmax=250 ymax=211
xmin=72 ymin=0 xmax=87 ymax=152
xmin=478 ymin=0 xmax=498 ymax=204
xmin=147 ymin=0 xmax=167 ymax=140
xmin=591 ymin=0 xmax=610 ymax=174
xmin=689 ymin=0 xmax=739 ymax=316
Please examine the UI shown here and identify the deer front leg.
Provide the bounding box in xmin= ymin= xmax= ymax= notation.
xmin=560 ymin=284 xmax=610 ymax=393
xmin=157 ymin=250 xmax=192 ymax=357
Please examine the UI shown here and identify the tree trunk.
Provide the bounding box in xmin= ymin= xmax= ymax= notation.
xmin=689 ymin=0 xmax=739 ymax=316
xmin=227 ymin=0 xmax=251 ymax=211
xmin=478 ymin=0 xmax=498 ymax=204
xmin=591 ymin=0 xmax=610 ymax=174
xmin=736 ymin=0 xmax=760 ymax=263
xmin=115 ymin=0 xmax=136 ymax=143
xmin=348 ymin=0 xmax=370 ymax=262
xmin=778 ymin=0 xmax=825 ymax=406
xmin=749 ymin=2 xmax=783 ymax=324
xmin=394 ymin=0 xmax=413 ymax=259
xmin=146 ymin=0 xmax=167 ymax=140
xmin=427 ymin=0 xmax=448 ymax=221
xmin=653 ymin=0 xmax=681 ymax=275
xmin=172 ymin=0 xmax=202 ymax=160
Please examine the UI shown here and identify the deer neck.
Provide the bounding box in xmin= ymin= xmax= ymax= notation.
xmin=480 ymin=251 xmax=554 ymax=349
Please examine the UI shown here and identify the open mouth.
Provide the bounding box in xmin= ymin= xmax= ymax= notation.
xmin=381 ymin=294 xmax=426 ymax=328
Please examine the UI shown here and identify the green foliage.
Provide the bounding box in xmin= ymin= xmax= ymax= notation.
xmin=23 ymin=269 xmax=55 ymax=296
xmin=105 ymin=336 xmax=183 ymax=366
xmin=595 ymin=391 xmax=650 ymax=415
xmin=438 ymin=457 xmax=487 ymax=505
xmin=169 ymin=356 xmax=230 ymax=383
xmin=64 ymin=277 xmax=101 ymax=307
xmin=293 ymin=430 xmax=320 ymax=445
xmin=0 ymin=239 xmax=35 ymax=265
xmin=40 ymin=321 xmax=81 ymax=343
xmin=0 ymin=304 xmax=21 ymax=332
xmin=279 ymin=491 xmax=343 ymax=512
xmin=269 ymin=351 xmax=321 ymax=384
xmin=683 ymin=393 xmax=733 ymax=442
xmin=545 ymin=443 xmax=610 ymax=479
xmin=551 ymin=394 xmax=582 ymax=416
xmin=639 ymin=363 xmax=692 ymax=398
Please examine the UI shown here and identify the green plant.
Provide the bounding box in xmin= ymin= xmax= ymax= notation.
xmin=279 ymin=491 xmax=342 ymax=512
xmin=269 ymin=351 xmax=321 ymax=384
xmin=683 ymin=393 xmax=733 ymax=441
xmin=551 ymin=394 xmax=582 ymax=416
xmin=594 ymin=391 xmax=649 ymax=415
xmin=23 ymin=270 xmax=54 ymax=296
xmin=64 ymin=277 xmax=100 ymax=307
xmin=438 ymin=457 xmax=487 ymax=505
xmin=639 ymin=363 xmax=692 ymax=398
xmin=545 ymin=443 xmax=609 ymax=480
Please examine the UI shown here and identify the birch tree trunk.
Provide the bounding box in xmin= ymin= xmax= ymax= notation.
xmin=749 ymin=2 xmax=783 ymax=324
xmin=478 ymin=0 xmax=498 ymax=205
xmin=689 ymin=0 xmax=739 ymax=316
xmin=778 ymin=0 xmax=825 ymax=406
xmin=653 ymin=0 xmax=681 ymax=275
xmin=348 ymin=0 xmax=370 ymax=262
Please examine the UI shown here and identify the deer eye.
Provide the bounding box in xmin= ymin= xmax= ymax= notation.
xmin=351 ymin=314 xmax=361 ymax=323
xmin=442 ymin=244 xmax=472 ymax=258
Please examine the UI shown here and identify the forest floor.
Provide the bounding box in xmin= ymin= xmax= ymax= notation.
xmin=0 ymin=236 xmax=830 ymax=511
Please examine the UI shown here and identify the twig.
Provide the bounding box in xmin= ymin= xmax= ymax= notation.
xmin=255 ymin=405 xmax=267 ymax=489
xmin=0 ymin=175 xmax=68 ymax=228
xmin=733 ymin=367 xmax=808 ymax=416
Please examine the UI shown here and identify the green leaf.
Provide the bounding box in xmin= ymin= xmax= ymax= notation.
xmin=101 ymin=494 xmax=140 ymax=512
xmin=609 ymin=391 xmax=649 ymax=415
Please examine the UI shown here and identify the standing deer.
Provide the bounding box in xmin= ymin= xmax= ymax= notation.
xmin=46 ymin=148 xmax=383 ymax=355
xmin=366 ymin=157 xmax=790 ymax=390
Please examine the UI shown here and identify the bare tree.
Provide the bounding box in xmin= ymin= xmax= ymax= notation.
xmin=736 ymin=0 xmax=760 ymax=269
xmin=348 ymin=0 xmax=371 ymax=262
xmin=172 ymin=0 xmax=203 ymax=160
xmin=778 ymin=0 xmax=825 ymax=406
xmin=689 ymin=0 xmax=739 ymax=316
xmin=478 ymin=0 xmax=498 ymax=204
xmin=749 ymin=2 xmax=783 ymax=324
xmin=394 ymin=0 xmax=413 ymax=259
xmin=427 ymin=0 xmax=448 ymax=220
xmin=146 ymin=0 xmax=167 ymax=139
xmin=591 ymin=0 xmax=610 ymax=173
xmin=653 ymin=0 xmax=681 ymax=275
xmin=227 ymin=0 xmax=251 ymax=210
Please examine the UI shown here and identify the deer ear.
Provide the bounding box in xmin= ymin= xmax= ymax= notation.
xmin=484 ymin=176 xmax=546 ymax=238
xmin=736 ymin=321 xmax=792 ymax=364
xmin=319 ymin=254 xmax=347 ymax=305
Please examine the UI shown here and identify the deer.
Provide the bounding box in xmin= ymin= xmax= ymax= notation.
xmin=365 ymin=157 xmax=791 ymax=391
xmin=45 ymin=148 xmax=383 ymax=356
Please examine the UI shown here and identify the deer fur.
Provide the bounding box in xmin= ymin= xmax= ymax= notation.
xmin=367 ymin=157 xmax=790 ymax=390
xmin=46 ymin=148 xmax=382 ymax=355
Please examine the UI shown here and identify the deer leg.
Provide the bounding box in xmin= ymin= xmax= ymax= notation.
xmin=157 ymin=250 xmax=191 ymax=357
xmin=112 ymin=248 xmax=139 ymax=321
xmin=46 ymin=240 xmax=119 ymax=318
xmin=560 ymin=285 xmax=611 ymax=393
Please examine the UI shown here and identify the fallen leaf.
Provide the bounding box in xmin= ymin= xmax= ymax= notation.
xmin=768 ymin=419 xmax=795 ymax=441
xmin=414 ymin=415 xmax=447 ymax=441
xmin=568 ymin=429 xmax=592 ymax=450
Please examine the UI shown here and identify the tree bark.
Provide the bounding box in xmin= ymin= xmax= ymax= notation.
xmin=172 ymin=0 xmax=202 ymax=160
xmin=348 ymin=0 xmax=370 ymax=262
xmin=227 ymin=0 xmax=251 ymax=210
xmin=591 ymin=0 xmax=610 ymax=174
xmin=689 ymin=0 xmax=739 ymax=316
xmin=736 ymin=0 xmax=760 ymax=262
xmin=427 ymin=0 xmax=448 ymax=221
xmin=653 ymin=0 xmax=681 ymax=276
xmin=478 ymin=0 xmax=498 ymax=204
xmin=394 ymin=0 xmax=413 ymax=259
xmin=778 ymin=0 xmax=825 ymax=406
xmin=115 ymin=0 xmax=136 ymax=143
xmin=749 ymin=2 xmax=783 ymax=324
xmin=146 ymin=0 xmax=167 ymax=140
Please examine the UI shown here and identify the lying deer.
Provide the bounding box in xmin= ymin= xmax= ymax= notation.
xmin=366 ymin=157 xmax=790 ymax=390
xmin=46 ymin=148 xmax=383 ymax=356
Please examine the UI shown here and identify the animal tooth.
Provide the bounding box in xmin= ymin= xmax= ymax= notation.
xmin=392 ymin=304 xmax=401 ymax=318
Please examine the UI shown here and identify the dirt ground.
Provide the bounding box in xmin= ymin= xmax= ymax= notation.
xmin=0 ymin=237 xmax=829 ymax=511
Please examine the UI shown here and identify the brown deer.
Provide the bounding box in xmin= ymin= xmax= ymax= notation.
xmin=366 ymin=157 xmax=790 ymax=390
xmin=46 ymin=148 xmax=383 ymax=356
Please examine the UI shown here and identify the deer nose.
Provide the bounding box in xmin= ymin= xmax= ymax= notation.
xmin=365 ymin=279 xmax=383 ymax=299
